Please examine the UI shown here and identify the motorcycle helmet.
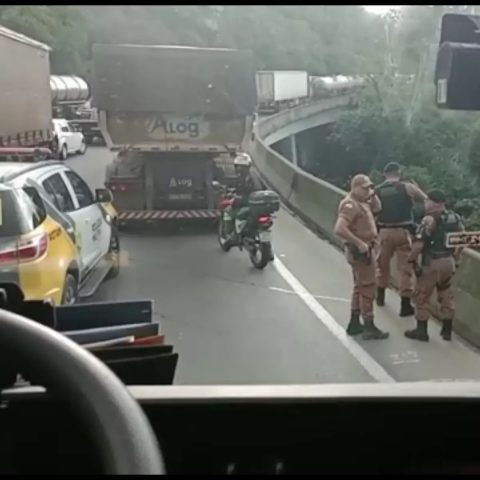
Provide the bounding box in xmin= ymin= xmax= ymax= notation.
xmin=234 ymin=152 xmax=252 ymax=167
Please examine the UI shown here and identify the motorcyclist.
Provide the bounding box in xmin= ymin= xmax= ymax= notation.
xmin=230 ymin=153 xmax=256 ymax=239
xmin=233 ymin=152 xmax=255 ymax=198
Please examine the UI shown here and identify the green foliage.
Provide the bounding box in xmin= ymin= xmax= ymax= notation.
xmin=0 ymin=5 xmax=387 ymax=76
xmin=324 ymin=73 xmax=480 ymax=229
xmin=0 ymin=6 xmax=89 ymax=75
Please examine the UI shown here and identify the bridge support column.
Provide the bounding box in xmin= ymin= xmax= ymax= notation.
xmin=290 ymin=134 xmax=298 ymax=166
xmin=296 ymin=136 xmax=309 ymax=170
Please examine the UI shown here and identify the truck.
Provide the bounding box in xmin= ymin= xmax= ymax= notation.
xmin=255 ymin=70 xmax=309 ymax=115
xmin=92 ymin=44 xmax=257 ymax=224
xmin=50 ymin=75 xmax=104 ymax=145
xmin=0 ymin=26 xmax=55 ymax=152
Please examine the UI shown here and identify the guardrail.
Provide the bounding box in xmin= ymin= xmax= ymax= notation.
xmin=249 ymin=95 xmax=480 ymax=349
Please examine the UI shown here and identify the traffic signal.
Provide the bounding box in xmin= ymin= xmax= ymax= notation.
xmin=435 ymin=13 xmax=480 ymax=110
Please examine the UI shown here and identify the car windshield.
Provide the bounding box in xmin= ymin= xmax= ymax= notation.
xmin=2 ymin=5 xmax=480 ymax=389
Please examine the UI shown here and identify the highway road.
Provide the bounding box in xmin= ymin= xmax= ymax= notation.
xmin=68 ymin=146 xmax=480 ymax=385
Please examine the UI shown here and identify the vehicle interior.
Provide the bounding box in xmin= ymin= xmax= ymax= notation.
xmin=0 ymin=300 xmax=480 ymax=476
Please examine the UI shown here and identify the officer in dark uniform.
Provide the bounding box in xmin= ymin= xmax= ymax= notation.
xmin=375 ymin=162 xmax=427 ymax=316
xmin=406 ymin=189 xmax=464 ymax=342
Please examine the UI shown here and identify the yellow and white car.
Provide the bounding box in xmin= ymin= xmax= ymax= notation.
xmin=0 ymin=154 xmax=119 ymax=305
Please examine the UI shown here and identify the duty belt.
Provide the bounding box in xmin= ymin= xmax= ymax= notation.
xmin=430 ymin=251 xmax=453 ymax=259
xmin=377 ymin=223 xmax=414 ymax=229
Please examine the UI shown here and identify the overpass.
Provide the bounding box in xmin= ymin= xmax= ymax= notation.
xmin=249 ymin=94 xmax=480 ymax=353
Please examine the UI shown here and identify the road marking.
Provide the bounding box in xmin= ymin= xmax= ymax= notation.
xmin=389 ymin=351 xmax=420 ymax=365
xmin=268 ymin=286 xmax=350 ymax=303
xmin=273 ymin=257 xmax=396 ymax=384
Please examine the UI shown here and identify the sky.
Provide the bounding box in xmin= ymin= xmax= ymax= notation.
xmin=363 ymin=5 xmax=406 ymax=15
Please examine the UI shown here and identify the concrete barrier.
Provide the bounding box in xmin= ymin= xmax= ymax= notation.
xmin=250 ymin=97 xmax=480 ymax=349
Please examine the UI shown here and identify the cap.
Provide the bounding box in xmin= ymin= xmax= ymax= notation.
xmin=427 ymin=189 xmax=446 ymax=203
xmin=383 ymin=162 xmax=401 ymax=174
xmin=351 ymin=174 xmax=374 ymax=189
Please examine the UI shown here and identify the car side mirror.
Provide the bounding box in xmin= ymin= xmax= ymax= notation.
xmin=95 ymin=188 xmax=113 ymax=203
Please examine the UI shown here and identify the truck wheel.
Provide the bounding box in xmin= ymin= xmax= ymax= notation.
xmin=77 ymin=140 xmax=87 ymax=155
xmin=60 ymin=144 xmax=68 ymax=161
xmin=50 ymin=138 xmax=59 ymax=160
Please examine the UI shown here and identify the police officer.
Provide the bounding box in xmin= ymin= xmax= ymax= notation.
xmin=405 ymin=189 xmax=464 ymax=342
xmin=334 ymin=174 xmax=389 ymax=340
xmin=375 ymin=162 xmax=427 ymax=316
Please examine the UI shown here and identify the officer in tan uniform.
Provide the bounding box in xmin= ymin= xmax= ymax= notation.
xmin=334 ymin=174 xmax=389 ymax=340
xmin=406 ymin=189 xmax=464 ymax=342
xmin=375 ymin=162 xmax=427 ymax=316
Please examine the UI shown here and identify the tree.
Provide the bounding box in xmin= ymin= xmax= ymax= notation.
xmin=0 ymin=5 xmax=89 ymax=75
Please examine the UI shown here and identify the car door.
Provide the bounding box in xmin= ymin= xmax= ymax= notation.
xmin=59 ymin=121 xmax=77 ymax=153
xmin=40 ymin=170 xmax=91 ymax=273
xmin=61 ymin=169 xmax=110 ymax=268
xmin=67 ymin=122 xmax=82 ymax=151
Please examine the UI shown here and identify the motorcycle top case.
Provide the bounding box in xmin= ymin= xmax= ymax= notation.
xmin=248 ymin=190 xmax=280 ymax=215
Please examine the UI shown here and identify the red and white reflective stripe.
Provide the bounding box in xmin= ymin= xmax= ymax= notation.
xmin=119 ymin=210 xmax=218 ymax=220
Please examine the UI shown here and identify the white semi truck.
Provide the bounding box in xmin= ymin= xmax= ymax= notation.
xmin=255 ymin=70 xmax=309 ymax=114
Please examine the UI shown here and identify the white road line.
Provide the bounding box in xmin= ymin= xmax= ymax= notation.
xmin=268 ymin=286 xmax=350 ymax=303
xmin=273 ymin=257 xmax=396 ymax=384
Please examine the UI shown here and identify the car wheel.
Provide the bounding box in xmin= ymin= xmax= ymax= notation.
xmin=61 ymin=272 xmax=78 ymax=305
xmin=105 ymin=227 xmax=120 ymax=280
xmin=77 ymin=139 xmax=87 ymax=155
xmin=60 ymin=144 xmax=68 ymax=161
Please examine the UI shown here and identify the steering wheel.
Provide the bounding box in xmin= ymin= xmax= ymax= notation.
xmin=0 ymin=308 xmax=165 ymax=475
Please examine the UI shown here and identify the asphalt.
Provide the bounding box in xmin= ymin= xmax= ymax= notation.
xmin=66 ymin=146 xmax=480 ymax=385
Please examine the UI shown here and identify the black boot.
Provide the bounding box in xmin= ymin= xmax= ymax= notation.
xmin=399 ymin=296 xmax=415 ymax=317
xmin=404 ymin=320 xmax=429 ymax=342
xmin=346 ymin=311 xmax=363 ymax=336
xmin=376 ymin=287 xmax=385 ymax=307
xmin=362 ymin=318 xmax=389 ymax=340
xmin=440 ymin=319 xmax=453 ymax=341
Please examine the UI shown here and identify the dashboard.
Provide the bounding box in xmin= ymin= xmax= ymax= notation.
xmin=2 ymin=383 xmax=480 ymax=474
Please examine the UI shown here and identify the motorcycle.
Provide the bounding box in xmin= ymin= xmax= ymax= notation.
xmin=214 ymin=182 xmax=279 ymax=270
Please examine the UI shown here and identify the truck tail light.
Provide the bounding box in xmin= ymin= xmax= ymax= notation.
xmin=0 ymin=232 xmax=48 ymax=265
xmin=107 ymin=182 xmax=138 ymax=193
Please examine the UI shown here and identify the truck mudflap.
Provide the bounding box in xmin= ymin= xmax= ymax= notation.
xmin=118 ymin=209 xmax=219 ymax=221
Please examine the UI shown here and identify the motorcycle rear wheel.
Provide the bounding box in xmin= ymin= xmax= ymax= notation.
xmin=249 ymin=241 xmax=272 ymax=270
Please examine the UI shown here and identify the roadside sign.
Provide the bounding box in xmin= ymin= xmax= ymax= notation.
xmin=446 ymin=231 xmax=480 ymax=248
